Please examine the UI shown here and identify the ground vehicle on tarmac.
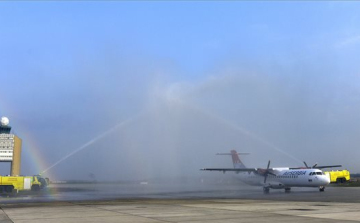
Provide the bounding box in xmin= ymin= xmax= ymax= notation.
xmin=0 ymin=175 xmax=48 ymax=193
xmin=324 ymin=170 xmax=350 ymax=183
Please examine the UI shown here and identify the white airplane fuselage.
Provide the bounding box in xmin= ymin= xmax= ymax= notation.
xmin=236 ymin=168 xmax=330 ymax=189
xmin=202 ymin=150 xmax=339 ymax=192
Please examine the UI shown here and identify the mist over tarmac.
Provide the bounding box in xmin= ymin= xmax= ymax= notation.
xmin=42 ymin=71 xmax=360 ymax=180
xmin=2 ymin=67 xmax=360 ymax=182
xmin=1 ymin=2 xmax=360 ymax=183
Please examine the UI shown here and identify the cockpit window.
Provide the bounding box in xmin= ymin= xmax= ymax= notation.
xmin=316 ymin=172 xmax=322 ymax=175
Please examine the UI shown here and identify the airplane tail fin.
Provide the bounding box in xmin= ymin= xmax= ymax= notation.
xmin=217 ymin=150 xmax=248 ymax=168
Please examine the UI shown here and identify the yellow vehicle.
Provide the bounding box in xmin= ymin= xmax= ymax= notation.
xmin=324 ymin=170 xmax=350 ymax=183
xmin=0 ymin=175 xmax=47 ymax=193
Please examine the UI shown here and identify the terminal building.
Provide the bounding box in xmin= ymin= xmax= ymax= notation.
xmin=0 ymin=117 xmax=22 ymax=176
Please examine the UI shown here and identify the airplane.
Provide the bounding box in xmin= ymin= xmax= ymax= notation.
xmin=201 ymin=150 xmax=342 ymax=193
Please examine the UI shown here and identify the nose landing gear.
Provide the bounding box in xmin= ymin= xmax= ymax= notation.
xmin=319 ymin=186 xmax=325 ymax=192
xmin=263 ymin=187 xmax=270 ymax=194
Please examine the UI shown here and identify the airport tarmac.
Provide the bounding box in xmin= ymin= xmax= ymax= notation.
xmin=0 ymin=183 xmax=360 ymax=222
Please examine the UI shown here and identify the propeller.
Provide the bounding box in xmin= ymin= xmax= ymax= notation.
xmin=303 ymin=161 xmax=309 ymax=168
xmin=303 ymin=161 xmax=318 ymax=169
xmin=263 ymin=160 xmax=276 ymax=184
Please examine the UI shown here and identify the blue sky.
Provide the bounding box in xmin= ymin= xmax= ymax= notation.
xmin=2 ymin=1 xmax=359 ymax=78
xmin=1 ymin=2 xmax=360 ymax=179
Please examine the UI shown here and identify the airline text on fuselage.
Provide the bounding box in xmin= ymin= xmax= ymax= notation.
xmin=282 ymin=171 xmax=307 ymax=176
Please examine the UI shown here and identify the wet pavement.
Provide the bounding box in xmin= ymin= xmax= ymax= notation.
xmin=1 ymin=183 xmax=360 ymax=203
xmin=0 ymin=183 xmax=359 ymax=222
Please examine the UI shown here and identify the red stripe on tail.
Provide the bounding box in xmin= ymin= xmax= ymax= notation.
xmin=230 ymin=150 xmax=246 ymax=168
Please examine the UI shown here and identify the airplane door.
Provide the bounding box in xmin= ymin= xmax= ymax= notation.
xmin=308 ymin=172 xmax=315 ymax=184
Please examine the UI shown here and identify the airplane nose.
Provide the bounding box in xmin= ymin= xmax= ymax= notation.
xmin=324 ymin=176 xmax=330 ymax=185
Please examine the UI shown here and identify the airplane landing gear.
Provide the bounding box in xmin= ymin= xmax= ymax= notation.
xmin=285 ymin=187 xmax=291 ymax=193
xmin=319 ymin=186 xmax=325 ymax=192
xmin=263 ymin=187 xmax=270 ymax=194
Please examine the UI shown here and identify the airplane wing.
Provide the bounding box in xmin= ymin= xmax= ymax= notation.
xmin=201 ymin=168 xmax=257 ymax=172
xmin=290 ymin=165 xmax=342 ymax=170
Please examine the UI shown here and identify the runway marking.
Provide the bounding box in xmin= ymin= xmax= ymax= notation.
xmin=0 ymin=207 xmax=12 ymax=223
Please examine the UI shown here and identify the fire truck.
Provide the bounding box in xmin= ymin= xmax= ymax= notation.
xmin=324 ymin=170 xmax=350 ymax=183
xmin=0 ymin=175 xmax=48 ymax=193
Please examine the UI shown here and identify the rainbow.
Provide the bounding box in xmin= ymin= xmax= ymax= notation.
xmin=0 ymin=97 xmax=50 ymax=178
xmin=0 ymin=97 xmax=61 ymax=198
xmin=20 ymin=132 xmax=51 ymax=176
